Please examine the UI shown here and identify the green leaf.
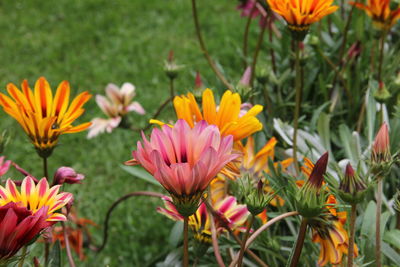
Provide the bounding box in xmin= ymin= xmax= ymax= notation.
xmin=384 ymin=229 xmax=400 ymax=249
xmin=382 ymin=241 xmax=400 ymax=264
xmin=168 ymin=221 xmax=183 ymax=247
xmin=317 ymin=112 xmax=331 ymax=154
xmin=360 ymin=201 xmax=376 ymax=238
xmin=120 ymin=165 xmax=161 ymax=187
xmin=48 ymin=241 xmax=62 ymax=267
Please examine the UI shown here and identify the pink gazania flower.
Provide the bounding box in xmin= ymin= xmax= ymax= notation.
xmin=0 ymin=156 xmax=11 ymax=176
xmin=88 ymin=83 xmax=145 ymax=138
xmin=129 ymin=119 xmax=238 ymax=216
xmin=0 ymin=176 xmax=72 ymax=261
xmin=157 ymin=195 xmax=249 ymax=244
xmin=53 ymin=167 xmax=85 ymax=185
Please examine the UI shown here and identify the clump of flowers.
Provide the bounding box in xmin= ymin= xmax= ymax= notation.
xmin=0 ymin=176 xmax=72 ymax=262
xmin=0 ymin=77 xmax=92 ymax=158
xmin=88 ymin=83 xmax=145 ymax=138
xmin=128 ymin=119 xmax=238 ymax=216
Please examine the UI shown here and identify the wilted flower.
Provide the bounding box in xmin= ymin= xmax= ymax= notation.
xmin=88 ymin=83 xmax=145 ymax=138
xmin=267 ymin=0 xmax=339 ymax=40
xmin=310 ymin=196 xmax=358 ymax=266
xmin=0 ymin=77 xmax=92 ymax=158
xmin=157 ymin=195 xmax=249 ymax=244
xmin=53 ymin=167 xmax=85 ymax=185
xmin=0 ymin=156 xmax=11 ymax=176
xmin=350 ymin=0 xmax=400 ymax=30
xmin=296 ymin=153 xmax=329 ymax=218
xmin=339 ymin=163 xmax=368 ymax=204
xmin=152 ymin=89 xmax=263 ymax=142
xmin=129 ymin=119 xmax=238 ymax=216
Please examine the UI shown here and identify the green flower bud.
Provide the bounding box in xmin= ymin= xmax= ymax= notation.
xmin=164 ymin=50 xmax=183 ymax=80
xmin=296 ymin=153 xmax=329 ymax=218
xmin=374 ymin=82 xmax=391 ymax=103
xmin=339 ymin=163 xmax=368 ymax=204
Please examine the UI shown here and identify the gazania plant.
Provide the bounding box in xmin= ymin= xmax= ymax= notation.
xmin=2 ymin=0 xmax=400 ymax=266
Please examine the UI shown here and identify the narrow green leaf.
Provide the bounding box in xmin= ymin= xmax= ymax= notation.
xmin=120 ymin=165 xmax=161 ymax=187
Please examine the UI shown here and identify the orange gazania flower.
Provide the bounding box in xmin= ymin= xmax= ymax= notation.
xmin=350 ymin=0 xmax=400 ymax=30
xmin=151 ymin=89 xmax=263 ymax=142
xmin=0 ymin=77 xmax=92 ymax=157
xmin=267 ymin=0 xmax=339 ymax=32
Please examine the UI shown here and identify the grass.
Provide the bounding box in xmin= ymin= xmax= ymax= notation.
xmin=0 ymin=0 xmax=255 ymax=265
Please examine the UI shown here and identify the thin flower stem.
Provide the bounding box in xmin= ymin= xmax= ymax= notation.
xmin=237 ymin=215 xmax=255 ymax=267
xmin=292 ymin=41 xmax=302 ymax=175
xmin=229 ymin=211 xmax=299 ymax=267
xmin=183 ymin=216 xmax=189 ymax=267
xmin=377 ymin=32 xmax=387 ymax=83
xmin=376 ymin=179 xmax=383 ymax=267
xmin=17 ymin=246 xmax=27 ymax=267
xmin=203 ymin=200 xmax=269 ymax=267
xmin=210 ymin=212 xmax=226 ymax=267
xmin=93 ymin=191 xmax=164 ymax=252
xmin=191 ymin=0 xmax=233 ymax=90
xmin=62 ymin=221 xmax=76 ymax=267
xmin=347 ymin=204 xmax=357 ymax=267
xmin=43 ymin=157 xmax=49 ymax=179
xmin=288 ymin=218 xmax=308 ymax=267
xmin=243 ymin=2 xmax=256 ymax=69
xmin=250 ymin=24 xmax=266 ymax=87
xmin=268 ymin=17 xmax=277 ymax=74
xmin=169 ymin=78 xmax=175 ymax=100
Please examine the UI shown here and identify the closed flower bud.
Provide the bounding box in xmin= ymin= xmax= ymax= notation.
xmin=255 ymin=64 xmax=270 ymax=85
xmin=339 ymin=163 xmax=367 ymax=204
xmin=371 ymin=123 xmax=392 ymax=176
xmin=296 ymin=153 xmax=329 ymax=218
xmin=164 ymin=50 xmax=183 ymax=80
xmin=239 ymin=175 xmax=274 ymax=216
xmin=193 ymin=71 xmax=205 ymax=98
xmin=53 ymin=167 xmax=85 ymax=185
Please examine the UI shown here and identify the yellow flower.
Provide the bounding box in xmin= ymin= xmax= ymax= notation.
xmin=0 ymin=176 xmax=72 ymax=222
xmin=350 ymin=0 xmax=400 ymax=30
xmin=0 ymin=77 xmax=92 ymax=157
xmin=151 ymin=89 xmax=263 ymax=142
xmin=267 ymin=0 xmax=339 ymax=32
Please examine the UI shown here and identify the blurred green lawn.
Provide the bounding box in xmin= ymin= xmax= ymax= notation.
xmin=0 ymin=0 xmax=251 ymax=265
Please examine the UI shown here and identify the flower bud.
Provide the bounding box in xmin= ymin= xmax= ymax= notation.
xmin=164 ymin=50 xmax=183 ymax=80
xmin=371 ymin=123 xmax=392 ymax=176
xmin=193 ymin=71 xmax=205 ymax=98
xmin=296 ymin=153 xmax=329 ymax=218
xmin=53 ymin=167 xmax=84 ymax=185
xmin=339 ymin=163 xmax=367 ymax=204
xmin=33 ymin=257 xmax=41 ymax=267
xmin=255 ymin=64 xmax=270 ymax=85
xmin=241 ymin=176 xmax=275 ymax=216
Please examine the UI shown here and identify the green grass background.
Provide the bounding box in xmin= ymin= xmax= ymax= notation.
xmin=0 ymin=0 xmax=252 ymax=265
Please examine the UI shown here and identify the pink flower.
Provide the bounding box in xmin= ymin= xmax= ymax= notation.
xmin=88 ymin=83 xmax=145 ymax=138
xmin=372 ymin=123 xmax=391 ymax=163
xmin=0 ymin=202 xmax=50 ymax=260
xmin=0 ymin=156 xmax=11 ymax=176
xmin=237 ymin=0 xmax=268 ymax=28
xmin=157 ymin=195 xmax=249 ymax=243
xmin=53 ymin=167 xmax=85 ymax=185
xmin=131 ymin=119 xmax=238 ymax=215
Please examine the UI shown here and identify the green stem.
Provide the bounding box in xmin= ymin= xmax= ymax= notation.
xmin=347 ymin=204 xmax=357 ymax=267
xmin=242 ymin=3 xmax=256 ymax=69
xmin=250 ymin=23 xmax=266 ymax=87
xmin=191 ymin=0 xmax=232 ymax=89
xmin=17 ymin=246 xmax=27 ymax=267
xmin=183 ymin=216 xmax=189 ymax=267
xmin=292 ymin=41 xmax=302 ymax=175
xmin=288 ymin=218 xmax=308 ymax=267
xmin=43 ymin=157 xmax=49 ymax=179
xmin=377 ymin=32 xmax=386 ymax=83
xmin=376 ymin=179 xmax=383 ymax=267
xmin=237 ymin=215 xmax=255 ymax=267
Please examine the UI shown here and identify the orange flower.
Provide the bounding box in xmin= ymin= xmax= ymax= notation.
xmin=0 ymin=77 xmax=91 ymax=157
xmin=350 ymin=0 xmax=400 ymax=30
xmin=267 ymin=0 xmax=339 ymax=32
